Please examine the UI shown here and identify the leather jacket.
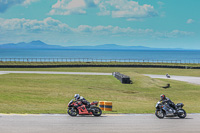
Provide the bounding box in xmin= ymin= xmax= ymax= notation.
xmin=77 ymin=96 xmax=90 ymax=106
xmin=160 ymin=97 xmax=176 ymax=109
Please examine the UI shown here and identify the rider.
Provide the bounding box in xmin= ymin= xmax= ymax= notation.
xmin=160 ymin=94 xmax=177 ymax=111
xmin=74 ymin=94 xmax=90 ymax=108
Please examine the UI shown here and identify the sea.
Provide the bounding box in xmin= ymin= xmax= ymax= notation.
xmin=0 ymin=49 xmax=200 ymax=63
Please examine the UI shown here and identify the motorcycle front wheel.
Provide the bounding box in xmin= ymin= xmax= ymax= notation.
xmin=177 ymin=109 xmax=186 ymax=118
xmin=92 ymin=107 xmax=102 ymax=116
xmin=67 ymin=108 xmax=78 ymax=117
xmin=155 ymin=110 xmax=165 ymax=119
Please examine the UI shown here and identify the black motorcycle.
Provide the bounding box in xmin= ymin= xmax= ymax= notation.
xmin=155 ymin=101 xmax=186 ymax=119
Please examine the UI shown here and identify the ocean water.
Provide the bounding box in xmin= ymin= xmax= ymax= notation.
xmin=0 ymin=49 xmax=200 ymax=63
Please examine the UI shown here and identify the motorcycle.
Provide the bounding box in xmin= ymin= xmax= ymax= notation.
xmin=155 ymin=101 xmax=186 ymax=119
xmin=67 ymin=99 xmax=102 ymax=117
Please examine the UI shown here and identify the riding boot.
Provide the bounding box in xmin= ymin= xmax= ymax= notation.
xmin=173 ymin=106 xmax=178 ymax=114
xmin=86 ymin=101 xmax=90 ymax=108
xmin=86 ymin=104 xmax=90 ymax=108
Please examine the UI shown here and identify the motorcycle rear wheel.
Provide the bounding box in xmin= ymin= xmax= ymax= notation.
xmin=92 ymin=107 xmax=102 ymax=116
xmin=177 ymin=109 xmax=186 ymax=118
xmin=155 ymin=110 xmax=165 ymax=119
xmin=67 ymin=108 xmax=78 ymax=117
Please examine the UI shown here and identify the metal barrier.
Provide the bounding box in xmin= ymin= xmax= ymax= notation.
xmin=0 ymin=58 xmax=199 ymax=64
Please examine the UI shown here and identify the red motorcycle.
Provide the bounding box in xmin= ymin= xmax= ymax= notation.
xmin=67 ymin=99 xmax=102 ymax=116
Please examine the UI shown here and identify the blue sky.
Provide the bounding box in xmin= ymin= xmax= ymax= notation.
xmin=0 ymin=0 xmax=199 ymax=49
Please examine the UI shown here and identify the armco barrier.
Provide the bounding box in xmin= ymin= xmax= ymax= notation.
xmin=113 ymin=72 xmax=132 ymax=84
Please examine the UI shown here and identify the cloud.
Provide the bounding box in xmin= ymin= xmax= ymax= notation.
xmin=0 ymin=17 xmax=153 ymax=35
xmin=0 ymin=17 xmax=193 ymax=37
xmin=49 ymin=0 xmax=97 ymax=15
xmin=0 ymin=17 xmax=194 ymax=45
xmin=187 ymin=19 xmax=194 ymax=24
xmin=100 ymin=0 xmax=157 ymax=20
xmin=22 ymin=0 xmax=38 ymax=5
xmin=0 ymin=0 xmax=38 ymax=13
xmin=157 ymin=1 xmax=164 ymax=8
xmin=49 ymin=0 xmax=157 ymax=20
xmin=169 ymin=30 xmax=194 ymax=36
xmin=0 ymin=17 xmax=71 ymax=32
xmin=75 ymin=25 xmax=154 ymax=35
xmin=155 ymin=30 xmax=194 ymax=39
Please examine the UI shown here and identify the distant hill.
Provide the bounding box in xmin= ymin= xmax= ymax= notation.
xmin=0 ymin=40 xmax=185 ymax=50
xmin=0 ymin=40 xmax=63 ymax=49
xmin=68 ymin=44 xmax=152 ymax=50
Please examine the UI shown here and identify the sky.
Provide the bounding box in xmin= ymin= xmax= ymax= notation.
xmin=0 ymin=0 xmax=199 ymax=49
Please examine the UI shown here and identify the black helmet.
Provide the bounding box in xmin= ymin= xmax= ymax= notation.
xmin=160 ymin=94 xmax=166 ymax=100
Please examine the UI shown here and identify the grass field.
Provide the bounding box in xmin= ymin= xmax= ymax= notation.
xmin=0 ymin=67 xmax=200 ymax=114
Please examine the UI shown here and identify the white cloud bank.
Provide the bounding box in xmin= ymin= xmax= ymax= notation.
xmin=0 ymin=17 xmax=154 ymax=34
xmin=49 ymin=0 xmax=158 ymax=20
xmin=0 ymin=0 xmax=38 ymax=13
xmin=0 ymin=17 xmax=194 ymax=45
xmin=0 ymin=17 xmax=70 ymax=32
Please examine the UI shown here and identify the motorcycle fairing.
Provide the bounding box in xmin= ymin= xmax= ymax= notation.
xmin=77 ymin=105 xmax=93 ymax=115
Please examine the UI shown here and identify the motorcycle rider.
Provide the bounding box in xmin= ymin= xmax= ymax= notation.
xmin=160 ymin=94 xmax=177 ymax=112
xmin=74 ymin=94 xmax=90 ymax=108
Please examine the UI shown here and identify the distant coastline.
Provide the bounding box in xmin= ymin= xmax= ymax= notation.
xmin=0 ymin=40 xmax=198 ymax=51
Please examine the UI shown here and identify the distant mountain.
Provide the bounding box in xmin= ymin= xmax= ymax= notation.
xmin=68 ymin=44 xmax=152 ymax=50
xmin=0 ymin=40 xmax=185 ymax=50
xmin=0 ymin=40 xmax=63 ymax=49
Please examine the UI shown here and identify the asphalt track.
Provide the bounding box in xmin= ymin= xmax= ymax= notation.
xmin=0 ymin=71 xmax=112 ymax=76
xmin=0 ymin=114 xmax=200 ymax=133
xmin=144 ymin=74 xmax=200 ymax=85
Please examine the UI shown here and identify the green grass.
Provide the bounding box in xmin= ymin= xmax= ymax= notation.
xmin=0 ymin=67 xmax=200 ymax=114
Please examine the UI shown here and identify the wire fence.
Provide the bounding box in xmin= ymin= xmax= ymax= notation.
xmin=0 ymin=58 xmax=200 ymax=64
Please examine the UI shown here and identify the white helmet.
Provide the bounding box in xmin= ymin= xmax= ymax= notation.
xmin=74 ymin=94 xmax=80 ymax=100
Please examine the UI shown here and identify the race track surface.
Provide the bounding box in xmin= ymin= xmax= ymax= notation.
xmin=144 ymin=74 xmax=200 ymax=85
xmin=0 ymin=71 xmax=112 ymax=76
xmin=0 ymin=114 xmax=200 ymax=133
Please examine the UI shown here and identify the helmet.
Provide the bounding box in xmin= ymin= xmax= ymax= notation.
xmin=160 ymin=94 xmax=166 ymax=100
xmin=74 ymin=94 xmax=80 ymax=100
